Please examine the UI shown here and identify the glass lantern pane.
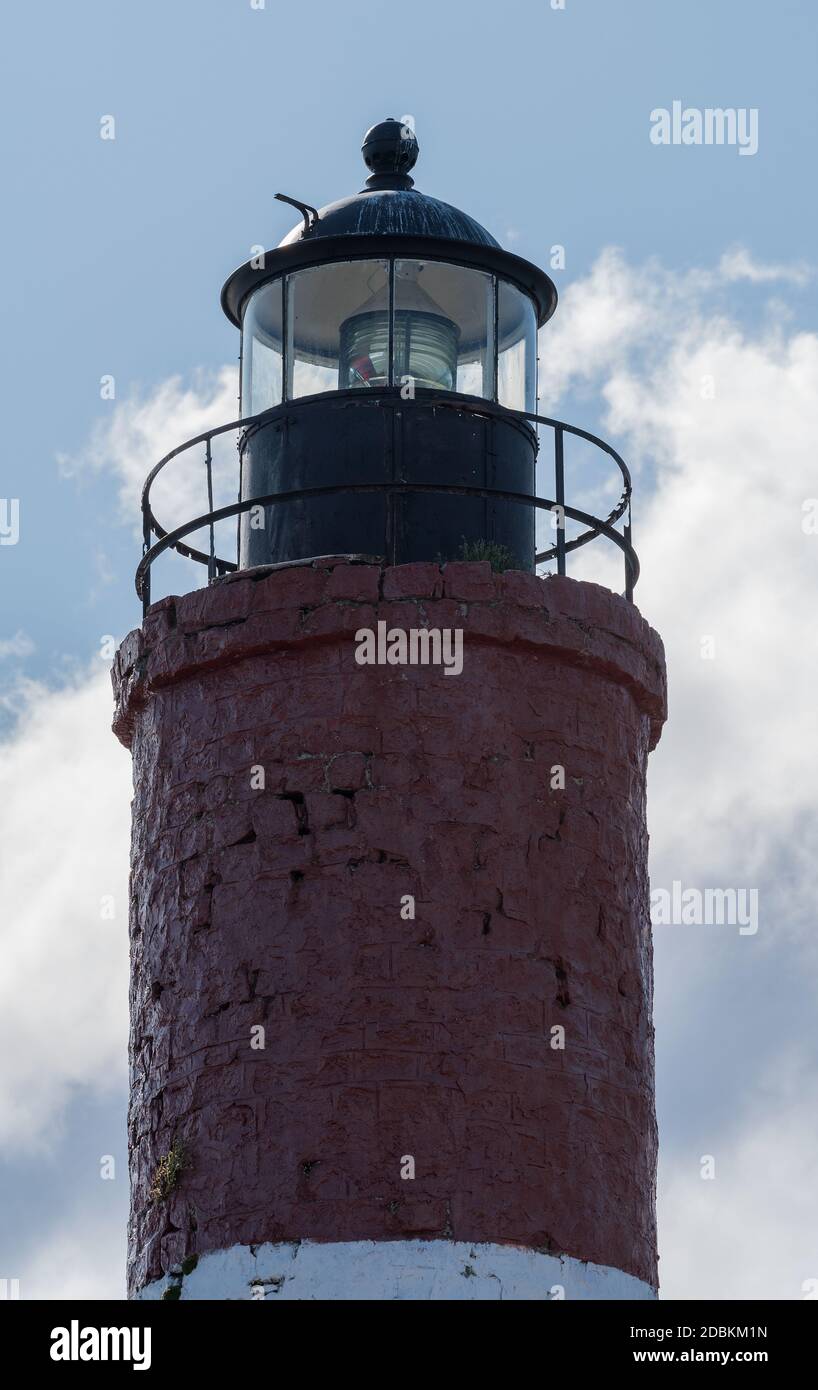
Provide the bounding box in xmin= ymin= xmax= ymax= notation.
xmin=394 ymin=260 xmax=494 ymax=398
xmin=497 ymin=280 xmax=536 ymax=412
xmin=241 ymin=279 xmax=283 ymax=415
xmin=287 ymin=260 xmax=390 ymax=399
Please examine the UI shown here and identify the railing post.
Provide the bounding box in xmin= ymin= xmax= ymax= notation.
xmin=624 ymin=502 xmax=634 ymax=603
xmin=554 ymin=425 xmax=566 ymax=577
xmin=205 ymin=438 xmax=216 ymax=582
xmin=141 ymin=506 xmax=151 ymax=617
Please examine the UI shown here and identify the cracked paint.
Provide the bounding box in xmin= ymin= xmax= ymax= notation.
xmin=137 ymin=1238 xmax=656 ymax=1301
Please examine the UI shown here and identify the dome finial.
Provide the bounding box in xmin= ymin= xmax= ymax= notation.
xmin=361 ymin=118 xmax=418 ymax=190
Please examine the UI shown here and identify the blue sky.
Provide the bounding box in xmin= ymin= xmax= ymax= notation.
xmin=4 ymin=0 xmax=818 ymax=677
xmin=2 ymin=0 xmax=817 ymax=1298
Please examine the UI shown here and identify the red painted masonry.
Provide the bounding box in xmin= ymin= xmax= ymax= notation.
xmin=112 ymin=559 xmax=667 ymax=1296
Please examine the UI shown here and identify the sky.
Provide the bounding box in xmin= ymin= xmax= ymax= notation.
xmin=1 ymin=0 xmax=817 ymax=1299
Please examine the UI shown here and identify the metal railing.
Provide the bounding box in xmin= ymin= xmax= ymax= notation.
xmin=136 ymin=392 xmax=639 ymax=616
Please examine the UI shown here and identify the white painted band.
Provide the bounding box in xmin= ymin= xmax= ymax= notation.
xmin=136 ymin=1239 xmax=656 ymax=1301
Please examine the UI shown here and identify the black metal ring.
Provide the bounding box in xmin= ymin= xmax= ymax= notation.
xmin=137 ymin=391 xmax=638 ymax=613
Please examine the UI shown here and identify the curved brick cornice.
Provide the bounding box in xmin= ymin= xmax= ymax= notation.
xmin=112 ymin=561 xmax=666 ymax=751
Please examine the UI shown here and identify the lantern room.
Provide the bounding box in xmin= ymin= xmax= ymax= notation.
xmin=221 ymin=119 xmax=557 ymax=571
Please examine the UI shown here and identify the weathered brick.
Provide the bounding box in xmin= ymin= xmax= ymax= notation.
xmin=113 ymin=561 xmax=666 ymax=1295
xmin=176 ymin=578 xmax=254 ymax=632
xmin=442 ymin=560 xmax=497 ymax=600
xmin=382 ymin=562 xmax=444 ymax=600
xmin=499 ymin=570 xmax=549 ymax=608
xmin=324 ymin=563 xmax=381 ymax=602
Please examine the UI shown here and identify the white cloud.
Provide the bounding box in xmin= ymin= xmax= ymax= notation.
xmin=620 ymin=325 xmax=818 ymax=890
xmin=0 ymin=667 xmax=131 ymax=1151
xmin=0 ymin=632 xmax=35 ymax=661
xmin=718 ymin=246 xmax=812 ymax=286
xmin=15 ymin=1204 xmax=127 ymax=1300
xmin=538 ymin=246 xmax=818 ymax=1297
xmin=58 ymin=366 xmax=239 ymax=537
xmin=538 ymin=247 xmax=667 ymax=408
xmin=540 ymin=247 xmax=818 ymax=899
xmin=57 ymin=365 xmax=241 ymax=601
xmin=658 ymin=1056 xmax=818 ymax=1300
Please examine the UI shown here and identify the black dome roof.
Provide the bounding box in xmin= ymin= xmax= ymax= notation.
xmin=221 ymin=121 xmax=558 ymax=330
xmin=278 ymin=118 xmax=499 ymax=250
xmin=278 ymin=188 xmax=500 ymax=249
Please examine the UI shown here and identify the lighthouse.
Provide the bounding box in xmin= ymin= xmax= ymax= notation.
xmin=112 ymin=120 xmax=667 ymax=1300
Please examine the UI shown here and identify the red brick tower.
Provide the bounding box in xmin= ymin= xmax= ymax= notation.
xmin=114 ymin=122 xmax=667 ymax=1301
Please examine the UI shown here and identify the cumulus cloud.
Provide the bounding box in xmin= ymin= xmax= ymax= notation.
xmin=0 ymin=666 xmax=131 ymax=1151
xmin=15 ymin=1203 xmax=127 ymax=1300
xmin=56 ymin=365 xmax=241 ymax=602
xmin=658 ymin=1056 xmax=818 ymax=1300
xmin=0 ymin=632 xmax=34 ymax=661
xmin=538 ymin=246 xmax=818 ymax=1297
xmin=540 ymin=247 xmax=818 ymax=877
xmin=718 ymin=246 xmax=812 ymax=287
xmin=57 ymin=365 xmax=240 ymax=539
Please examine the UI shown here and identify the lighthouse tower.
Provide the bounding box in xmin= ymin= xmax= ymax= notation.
xmin=113 ymin=121 xmax=667 ymax=1301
